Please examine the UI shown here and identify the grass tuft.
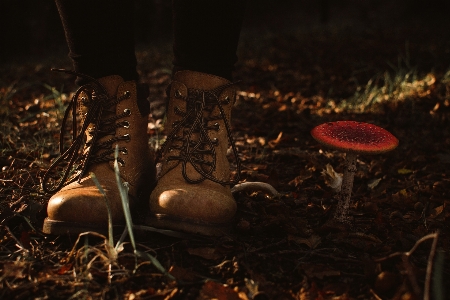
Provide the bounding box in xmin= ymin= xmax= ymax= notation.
xmin=113 ymin=145 xmax=175 ymax=280
xmin=341 ymin=69 xmax=436 ymax=112
xmin=338 ymin=51 xmax=440 ymax=113
xmin=90 ymin=172 xmax=115 ymax=253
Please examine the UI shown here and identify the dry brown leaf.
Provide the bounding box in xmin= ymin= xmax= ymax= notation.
xmin=289 ymin=234 xmax=322 ymax=249
xmin=428 ymin=205 xmax=444 ymax=219
xmin=1 ymin=261 xmax=27 ymax=279
xmin=301 ymin=263 xmax=341 ymax=279
xmin=187 ymin=247 xmax=222 ymax=260
xmin=197 ymin=281 xmax=241 ymax=300
xmin=321 ymin=164 xmax=342 ymax=192
xmin=168 ymin=265 xmax=199 ymax=282
xmin=268 ymin=131 xmax=283 ymax=148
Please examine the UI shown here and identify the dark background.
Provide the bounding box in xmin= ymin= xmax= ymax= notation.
xmin=1 ymin=0 xmax=449 ymax=63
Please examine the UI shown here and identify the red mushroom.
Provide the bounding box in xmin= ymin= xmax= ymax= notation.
xmin=311 ymin=121 xmax=398 ymax=222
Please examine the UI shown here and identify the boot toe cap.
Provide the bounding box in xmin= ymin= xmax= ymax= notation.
xmin=47 ymin=180 xmax=122 ymax=224
xmin=150 ymin=186 xmax=236 ymax=224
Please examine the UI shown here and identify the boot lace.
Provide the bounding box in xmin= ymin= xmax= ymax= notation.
xmin=42 ymin=69 xmax=131 ymax=193
xmin=158 ymin=83 xmax=241 ymax=185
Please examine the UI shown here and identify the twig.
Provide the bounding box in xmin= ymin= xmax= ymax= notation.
xmin=369 ymin=288 xmax=383 ymax=300
xmin=374 ymin=231 xmax=440 ymax=299
xmin=231 ymin=181 xmax=280 ymax=197
xmin=132 ymin=224 xmax=206 ymax=240
xmin=402 ymin=253 xmax=422 ymax=298
xmin=374 ymin=232 xmax=438 ymax=262
xmin=63 ymin=231 xmax=107 ymax=263
xmin=2 ymin=225 xmax=28 ymax=253
xmin=424 ymin=230 xmax=439 ymax=300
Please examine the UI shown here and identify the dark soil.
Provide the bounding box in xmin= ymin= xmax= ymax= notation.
xmin=1 ymin=1 xmax=449 ymax=299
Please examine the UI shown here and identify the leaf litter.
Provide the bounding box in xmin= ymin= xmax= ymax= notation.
xmin=1 ymin=2 xmax=450 ymax=299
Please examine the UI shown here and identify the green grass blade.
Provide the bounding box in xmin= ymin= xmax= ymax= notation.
xmin=90 ymin=172 xmax=114 ymax=250
xmin=113 ymin=145 xmax=136 ymax=251
xmin=135 ymin=250 xmax=175 ymax=281
xmin=113 ymin=145 xmax=173 ymax=280
xmin=433 ymin=250 xmax=446 ymax=300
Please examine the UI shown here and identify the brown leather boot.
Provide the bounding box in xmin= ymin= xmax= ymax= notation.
xmin=42 ymin=74 xmax=156 ymax=235
xmin=148 ymin=70 xmax=240 ymax=236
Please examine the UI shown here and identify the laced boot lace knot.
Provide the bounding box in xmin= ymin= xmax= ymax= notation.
xmin=42 ymin=70 xmax=132 ymax=193
xmin=157 ymin=83 xmax=241 ymax=185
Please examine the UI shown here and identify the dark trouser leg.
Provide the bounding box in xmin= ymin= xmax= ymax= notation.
xmin=54 ymin=0 xmax=138 ymax=84
xmin=172 ymin=0 xmax=247 ymax=81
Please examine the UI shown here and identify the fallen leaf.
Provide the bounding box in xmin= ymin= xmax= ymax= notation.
xmin=268 ymin=131 xmax=283 ymax=148
xmin=367 ymin=178 xmax=382 ymax=190
xmin=57 ymin=263 xmax=73 ymax=275
xmin=272 ymin=148 xmax=310 ymax=158
xmin=198 ymin=281 xmax=240 ymax=300
xmin=1 ymin=261 xmax=27 ymax=279
xmin=289 ymin=234 xmax=322 ymax=249
xmin=428 ymin=205 xmax=444 ymax=218
xmin=288 ymin=168 xmax=313 ymax=188
xmin=187 ymin=247 xmax=222 ymax=260
xmin=331 ymin=232 xmax=382 ymax=250
xmin=321 ymin=164 xmax=342 ymax=192
xmin=168 ymin=265 xmax=199 ymax=282
xmin=392 ymin=189 xmax=416 ymax=207
xmin=397 ymin=168 xmax=413 ymax=175
xmin=301 ymin=264 xmax=341 ymax=279
xmin=20 ymin=231 xmax=31 ymax=249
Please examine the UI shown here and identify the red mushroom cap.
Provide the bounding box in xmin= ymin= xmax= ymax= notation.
xmin=311 ymin=121 xmax=399 ymax=154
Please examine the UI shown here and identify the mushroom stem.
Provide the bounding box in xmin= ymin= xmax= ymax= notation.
xmin=334 ymin=152 xmax=357 ymax=222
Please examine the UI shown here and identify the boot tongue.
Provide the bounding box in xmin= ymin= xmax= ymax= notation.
xmin=94 ymin=75 xmax=124 ymax=121
xmin=83 ymin=75 xmax=125 ymax=160
xmin=97 ymin=76 xmax=124 ymax=97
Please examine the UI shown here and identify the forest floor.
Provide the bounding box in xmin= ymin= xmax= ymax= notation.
xmin=1 ymin=1 xmax=450 ymax=299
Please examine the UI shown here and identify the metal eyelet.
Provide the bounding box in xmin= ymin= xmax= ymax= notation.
xmin=124 ymin=108 xmax=131 ymax=115
xmin=123 ymin=121 xmax=130 ymax=128
xmin=222 ymin=96 xmax=230 ymax=104
xmin=123 ymin=134 xmax=131 ymax=141
xmin=174 ymin=106 xmax=183 ymax=115
xmin=174 ymin=89 xmax=182 ymax=98
xmin=214 ymin=122 xmax=220 ymax=130
xmin=120 ymin=148 xmax=128 ymax=155
xmin=124 ymin=91 xmax=131 ymax=98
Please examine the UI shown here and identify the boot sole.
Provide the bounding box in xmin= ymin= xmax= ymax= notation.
xmin=145 ymin=214 xmax=232 ymax=237
xmin=43 ymin=218 xmax=125 ymax=236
